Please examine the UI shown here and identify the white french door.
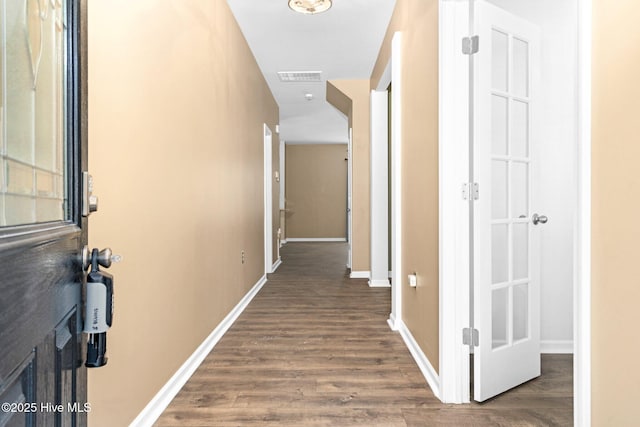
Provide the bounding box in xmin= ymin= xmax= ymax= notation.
xmin=473 ymin=0 xmax=542 ymax=402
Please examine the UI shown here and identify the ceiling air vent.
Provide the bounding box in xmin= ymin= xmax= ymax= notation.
xmin=277 ymin=71 xmax=323 ymax=82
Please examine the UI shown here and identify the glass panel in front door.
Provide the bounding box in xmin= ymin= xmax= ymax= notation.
xmin=490 ymin=26 xmax=531 ymax=349
xmin=1 ymin=0 xmax=68 ymax=226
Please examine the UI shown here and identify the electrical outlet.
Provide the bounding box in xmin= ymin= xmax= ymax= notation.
xmin=408 ymin=273 xmax=417 ymax=288
xmin=241 ymin=250 xmax=245 ymax=264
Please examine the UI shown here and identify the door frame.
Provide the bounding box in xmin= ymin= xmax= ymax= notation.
xmin=347 ymin=128 xmax=353 ymax=269
xmin=371 ymin=32 xmax=404 ymax=330
xmin=438 ymin=0 xmax=591 ymax=425
xmin=263 ymin=124 xmax=274 ymax=274
xmin=369 ymin=79 xmax=390 ymax=287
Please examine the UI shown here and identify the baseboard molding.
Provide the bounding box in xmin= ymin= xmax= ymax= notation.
xmin=271 ymin=257 xmax=282 ymax=272
xmin=387 ymin=313 xmax=399 ymax=331
xmin=541 ymin=340 xmax=574 ymax=354
xmin=280 ymin=239 xmax=287 ymax=246
xmin=368 ymin=279 xmax=391 ymax=288
xmin=396 ymin=320 xmax=441 ymax=400
xmin=349 ymin=271 xmax=370 ymax=279
xmin=286 ymin=237 xmax=347 ymax=242
xmin=130 ymin=274 xmax=268 ymax=427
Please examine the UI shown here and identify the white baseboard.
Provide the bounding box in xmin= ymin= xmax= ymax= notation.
xmin=280 ymin=239 xmax=287 ymax=246
xmin=541 ymin=340 xmax=574 ymax=354
xmin=271 ymin=257 xmax=282 ymax=272
xmin=285 ymin=237 xmax=347 ymax=242
xmin=349 ymin=270 xmax=370 ymax=279
xmin=387 ymin=313 xmax=399 ymax=331
xmin=396 ymin=319 xmax=441 ymax=400
xmin=130 ymin=274 xmax=268 ymax=427
xmin=368 ymin=279 xmax=391 ymax=288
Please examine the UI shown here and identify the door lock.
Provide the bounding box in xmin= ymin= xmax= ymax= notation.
xmin=82 ymin=172 xmax=99 ymax=217
xmin=82 ymin=246 xmax=122 ymax=271
xmin=83 ymin=247 xmax=120 ymax=368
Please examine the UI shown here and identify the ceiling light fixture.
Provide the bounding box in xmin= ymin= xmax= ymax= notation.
xmin=288 ymin=0 xmax=332 ymax=15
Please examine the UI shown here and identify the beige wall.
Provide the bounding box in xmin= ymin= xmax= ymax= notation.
xmin=87 ymin=1 xmax=279 ymax=425
xmin=326 ymin=79 xmax=371 ymax=272
xmin=285 ymin=144 xmax=348 ymax=239
xmin=592 ymin=0 xmax=640 ymax=424
xmin=371 ymin=0 xmax=440 ymax=372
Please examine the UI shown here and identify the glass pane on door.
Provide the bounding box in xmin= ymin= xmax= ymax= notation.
xmin=513 ymin=283 xmax=529 ymax=341
xmin=489 ymin=21 xmax=532 ymax=351
xmin=491 ymin=29 xmax=508 ymax=92
xmin=492 ymin=287 xmax=508 ymax=349
xmin=1 ymin=0 xmax=68 ymax=226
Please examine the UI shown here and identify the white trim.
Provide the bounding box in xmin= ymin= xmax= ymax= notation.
xmin=264 ymin=124 xmax=274 ymax=274
xmin=438 ymin=0 xmax=471 ymax=404
xmin=389 ymin=32 xmax=403 ymax=331
xmin=541 ymin=340 xmax=574 ymax=354
xmin=397 ymin=320 xmax=441 ymax=400
xmin=370 ymin=90 xmax=390 ymax=290
xmin=279 ymin=139 xmax=286 ymax=211
xmin=387 ymin=313 xmax=398 ymax=331
xmin=349 ymin=270 xmax=370 ymax=279
xmin=377 ymin=57 xmax=392 ymax=91
xmin=347 ymin=128 xmax=353 ymax=269
xmin=285 ymin=237 xmax=347 ymax=242
xmin=575 ymin=0 xmax=591 ymax=425
xmin=368 ymin=279 xmax=391 ymax=288
xmin=130 ymin=275 xmax=268 ymax=427
xmin=281 ymin=239 xmax=287 ymax=245
xmin=271 ymin=257 xmax=282 ymax=272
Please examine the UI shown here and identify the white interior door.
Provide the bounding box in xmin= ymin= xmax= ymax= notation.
xmin=473 ymin=0 xmax=542 ymax=402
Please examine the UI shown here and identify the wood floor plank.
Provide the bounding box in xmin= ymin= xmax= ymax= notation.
xmin=155 ymin=243 xmax=573 ymax=426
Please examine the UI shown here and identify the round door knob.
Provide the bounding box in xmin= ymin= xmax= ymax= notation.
xmin=97 ymin=248 xmax=122 ymax=268
xmin=532 ymin=213 xmax=548 ymax=225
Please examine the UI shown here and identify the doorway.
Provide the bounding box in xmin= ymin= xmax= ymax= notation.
xmin=370 ymin=32 xmax=403 ymax=324
xmin=438 ymin=0 xmax=588 ymax=420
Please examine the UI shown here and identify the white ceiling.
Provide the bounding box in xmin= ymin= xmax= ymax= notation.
xmin=226 ymin=0 xmax=396 ymax=144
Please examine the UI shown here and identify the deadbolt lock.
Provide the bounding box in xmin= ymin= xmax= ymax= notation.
xmin=82 ymin=172 xmax=99 ymax=217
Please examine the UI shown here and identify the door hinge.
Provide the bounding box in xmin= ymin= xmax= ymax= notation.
xmin=463 ymin=327 xmax=479 ymax=347
xmin=462 ymin=183 xmax=479 ymax=200
xmin=462 ymin=35 xmax=479 ymax=55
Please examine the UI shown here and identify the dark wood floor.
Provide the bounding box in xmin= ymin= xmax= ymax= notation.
xmin=156 ymin=243 xmax=573 ymax=426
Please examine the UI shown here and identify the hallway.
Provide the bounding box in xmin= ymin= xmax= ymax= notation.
xmin=155 ymin=243 xmax=572 ymax=426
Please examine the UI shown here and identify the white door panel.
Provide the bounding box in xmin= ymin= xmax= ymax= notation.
xmin=473 ymin=0 xmax=541 ymax=402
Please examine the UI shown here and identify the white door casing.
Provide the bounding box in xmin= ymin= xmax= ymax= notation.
xmin=473 ymin=0 xmax=542 ymax=401
xmin=388 ymin=31 xmax=403 ymax=330
xmin=347 ymin=127 xmax=353 ymax=269
xmin=264 ymin=124 xmax=274 ymax=274
xmin=369 ymin=90 xmax=390 ymax=288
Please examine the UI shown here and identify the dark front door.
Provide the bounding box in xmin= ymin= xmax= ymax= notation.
xmin=0 ymin=0 xmax=88 ymax=426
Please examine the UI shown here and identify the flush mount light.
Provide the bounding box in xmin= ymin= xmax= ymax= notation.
xmin=288 ymin=0 xmax=332 ymax=15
